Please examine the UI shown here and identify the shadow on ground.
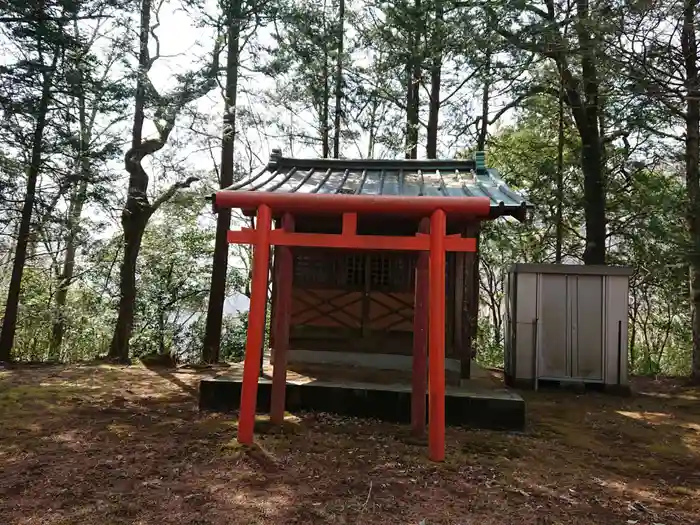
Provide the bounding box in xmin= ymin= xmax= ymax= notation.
xmin=141 ymin=360 xmax=200 ymax=397
xmin=0 ymin=365 xmax=698 ymax=524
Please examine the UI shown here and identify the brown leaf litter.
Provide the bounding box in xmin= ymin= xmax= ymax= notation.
xmin=0 ymin=364 xmax=698 ymax=524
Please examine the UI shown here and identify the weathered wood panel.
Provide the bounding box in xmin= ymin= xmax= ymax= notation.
xmin=274 ymin=219 xmax=468 ymax=360
xmin=291 ymin=288 xmax=363 ymax=329
xmin=365 ymin=291 xmax=414 ymax=332
xmin=459 ymin=223 xmax=481 ymax=379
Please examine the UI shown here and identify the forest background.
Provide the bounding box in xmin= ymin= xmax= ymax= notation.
xmin=1 ymin=0 xmax=697 ymax=381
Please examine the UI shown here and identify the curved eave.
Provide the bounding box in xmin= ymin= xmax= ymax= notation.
xmin=214 ymin=190 xmax=492 ymax=220
xmin=216 ymin=155 xmax=533 ymax=223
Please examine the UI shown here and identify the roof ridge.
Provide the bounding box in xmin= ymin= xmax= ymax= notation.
xmin=220 ymin=149 xmax=533 ymax=222
xmin=268 ymin=152 xmax=479 ymax=171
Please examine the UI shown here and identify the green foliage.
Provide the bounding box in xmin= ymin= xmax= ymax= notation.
xmin=475 ymin=319 xmax=504 ymax=369
xmin=221 ymin=311 xmax=248 ymax=362
xmin=474 ymin=92 xmax=691 ymax=377
xmin=128 ymin=196 xmax=248 ymax=360
xmin=4 ymin=195 xmax=247 ymax=363
xmin=11 ymin=263 xmax=115 ymax=362
xmin=176 ymin=312 xmax=247 ymax=363
xmin=131 ymin=200 xmax=215 ymax=358
xmin=0 ymin=0 xmax=697 ymax=379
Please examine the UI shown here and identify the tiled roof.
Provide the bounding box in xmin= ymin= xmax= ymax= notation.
xmin=225 ymin=149 xmax=532 ymax=220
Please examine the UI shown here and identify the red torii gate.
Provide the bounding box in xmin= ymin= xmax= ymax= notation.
xmin=213 ymin=190 xmax=490 ymax=462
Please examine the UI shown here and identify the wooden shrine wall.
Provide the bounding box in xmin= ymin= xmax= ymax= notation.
xmin=455 ymin=223 xmax=480 ymax=378
xmin=266 ymin=215 xmax=480 ymax=376
xmin=284 ymin=247 xmax=458 ymax=357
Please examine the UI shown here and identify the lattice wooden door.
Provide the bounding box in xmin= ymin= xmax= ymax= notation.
xmin=290 ymin=249 xmax=364 ymax=331
xmin=362 ymin=252 xmax=416 ymax=335
xmin=290 ymin=249 xmax=416 ymax=337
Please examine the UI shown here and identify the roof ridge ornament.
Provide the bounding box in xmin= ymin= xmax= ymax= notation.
xmin=269 ymin=148 xmax=282 ymax=168
xmin=474 ymin=151 xmax=486 ymax=174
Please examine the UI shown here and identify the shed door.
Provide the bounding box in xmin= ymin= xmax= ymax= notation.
xmin=536 ymin=273 xmax=604 ymax=381
xmin=572 ymin=275 xmax=604 ymax=380
xmin=537 ymin=274 xmax=570 ymax=379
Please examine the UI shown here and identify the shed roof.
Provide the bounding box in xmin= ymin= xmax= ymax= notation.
xmin=509 ymin=264 xmax=634 ymax=277
xmin=224 ymin=149 xmax=532 ymax=220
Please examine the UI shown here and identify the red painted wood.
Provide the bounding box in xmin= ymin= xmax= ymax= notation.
xmin=227 ymin=230 xmax=255 ymax=244
xmin=270 ymin=213 xmax=294 ymax=424
xmin=215 ymin=190 xmax=491 ymax=218
xmin=429 ymin=209 xmax=447 ymax=462
xmin=443 ymin=237 xmax=477 ymax=253
xmin=412 ymin=218 xmax=429 ymax=438
xmin=237 ymin=204 xmax=272 ymax=445
xmin=225 ymin=198 xmax=474 ymax=461
xmin=227 ymin=229 xmax=477 ymax=253
xmin=342 ymin=212 xmax=357 ymax=235
xmin=273 ymin=231 xmax=430 ymax=250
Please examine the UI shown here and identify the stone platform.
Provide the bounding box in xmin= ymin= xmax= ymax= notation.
xmin=198 ymin=362 xmax=525 ymax=431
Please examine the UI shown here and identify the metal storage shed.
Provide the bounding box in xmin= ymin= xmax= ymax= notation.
xmin=503 ymin=264 xmax=633 ymax=392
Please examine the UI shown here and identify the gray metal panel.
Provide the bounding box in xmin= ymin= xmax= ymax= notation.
xmin=514 ymin=272 xmax=538 ymax=380
xmin=316 ymin=170 xmax=347 ymax=194
xmin=381 ymin=169 xmax=401 ymax=195
xmin=224 ymin=151 xmax=532 ymax=220
xmin=574 ymin=275 xmax=604 ymax=380
xmin=566 ymin=275 xmax=577 ymax=377
xmin=401 ymin=171 xmax=422 ymax=196
xmin=603 ymin=275 xmax=630 ymax=386
xmin=507 ymin=262 xmax=631 ymax=389
xmin=360 ymin=170 xmax=383 ymax=195
xmin=508 ymin=263 xmax=634 ymax=277
xmin=297 ymin=168 xmax=332 ymax=193
xmin=537 ymin=274 xmax=569 ymax=379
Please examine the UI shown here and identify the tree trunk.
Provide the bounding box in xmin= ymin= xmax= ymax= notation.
xmin=575 ymin=0 xmax=606 ymax=265
xmin=332 ymin=0 xmax=345 ymax=158
xmin=405 ymin=61 xmax=418 ymax=159
xmin=49 ymin=78 xmax=92 ymax=359
xmin=109 ymin=192 xmax=151 ymax=362
xmin=321 ymin=0 xmax=330 ymax=158
xmin=0 ymin=50 xmax=57 ymax=362
xmin=580 ymin=132 xmax=605 ymax=264
xmin=555 ymin=78 xmax=565 ymax=263
xmin=476 ymin=5 xmax=493 ymax=152
xmin=107 ymin=0 xmax=153 ymax=363
xmin=629 ymin=285 xmax=638 ymax=371
xmin=158 ymin=308 xmax=166 ymax=355
xmin=682 ymin=0 xmax=700 ymax=383
xmin=367 ymin=98 xmax=377 ymax=158
xmin=476 ymin=51 xmax=491 ymax=151
xmin=426 ymin=1 xmax=442 ymax=159
xmin=405 ymin=0 xmax=421 ymax=159
xmin=322 ymin=53 xmax=330 ymax=157
xmin=425 ymin=74 xmax=439 ymax=158
xmin=108 ymin=0 xmax=212 ymax=361
xmin=49 ymin=176 xmax=89 ymax=358
xmin=202 ymin=0 xmax=242 ymax=364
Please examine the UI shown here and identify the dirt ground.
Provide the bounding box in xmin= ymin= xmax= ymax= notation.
xmin=0 ymin=365 xmax=698 ymax=525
